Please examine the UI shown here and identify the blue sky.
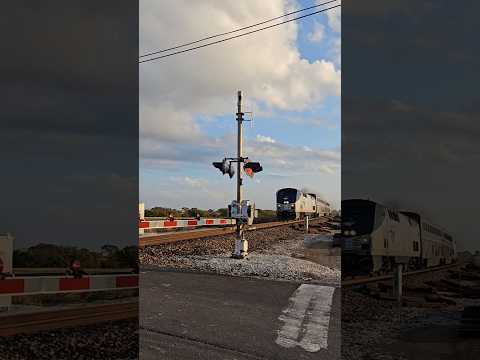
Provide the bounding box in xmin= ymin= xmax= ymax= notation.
xmin=140 ymin=0 xmax=341 ymax=211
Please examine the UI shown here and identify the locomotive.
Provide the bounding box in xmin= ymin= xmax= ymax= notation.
xmin=341 ymin=199 xmax=456 ymax=275
xmin=276 ymin=188 xmax=331 ymax=220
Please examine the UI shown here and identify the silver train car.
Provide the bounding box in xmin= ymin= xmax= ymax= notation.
xmin=341 ymin=199 xmax=456 ymax=275
xmin=276 ymin=188 xmax=330 ymax=220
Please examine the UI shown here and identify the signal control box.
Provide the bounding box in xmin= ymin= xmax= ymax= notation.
xmin=228 ymin=200 xmax=258 ymax=225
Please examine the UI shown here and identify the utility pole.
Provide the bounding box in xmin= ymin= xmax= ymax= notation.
xmin=234 ymin=90 xmax=246 ymax=258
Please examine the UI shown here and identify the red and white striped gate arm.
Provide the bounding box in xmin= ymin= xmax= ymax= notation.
xmin=0 ymin=274 xmax=138 ymax=296
xmin=139 ymin=218 xmax=235 ymax=230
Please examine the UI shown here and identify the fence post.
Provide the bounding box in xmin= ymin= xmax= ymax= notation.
xmin=394 ymin=263 xmax=403 ymax=306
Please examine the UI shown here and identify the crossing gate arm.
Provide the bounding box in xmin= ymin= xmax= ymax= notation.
xmin=139 ymin=218 xmax=235 ymax=230
xmin=0 ymin=274 xmax=138 ymax=297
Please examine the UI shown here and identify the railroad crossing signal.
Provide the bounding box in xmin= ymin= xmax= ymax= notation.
xmin=212 ymin=91 xmax=264 ymax=259
xmin=68 ymin=259 xmax=86 ymax=279
xmin=212 ymin=158 xmax=235 ymax=178
xmin=243 ymin=161 xmax=263 ymax=178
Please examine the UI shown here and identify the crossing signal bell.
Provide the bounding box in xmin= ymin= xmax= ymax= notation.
xmin=243 ymin=162 xmax=263 ymax=178
xmin=213 ymin=158 xmax=235 ymax=178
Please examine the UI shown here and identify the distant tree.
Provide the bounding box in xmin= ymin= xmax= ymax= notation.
xmin=257 ymin=209 xmax=276 ymax=219
xmin=114 ymin=246 xmax=138 ymax=268
xmin=12 ymin=243 xmax=137 ymax=269
xmin=187 ymin=208 xmax=198 ymax=217
xmin=217 ymin=208 xmax=228 ymax=217
xmin=144 ymin=209 xmax=154 ymax=217
xmin=101 ymin=244 xmax=119 ymax=257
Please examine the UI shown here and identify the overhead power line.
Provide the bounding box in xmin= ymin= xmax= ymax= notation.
xmin=139 ymin=4 xmax=340 ymax=64
xmin=140 ymin=0 xmax=339 ymax=59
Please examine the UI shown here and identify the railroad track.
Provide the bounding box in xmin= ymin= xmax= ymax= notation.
xmin=342 ymin=262 xmax=461 ymax=287
xmin=12 ymin=268 xmax=135 ymax=277
xmin=139 ymin=218 xmax=322 ymax=247
xmin=0 ymin=301 xmax=138 ymax=336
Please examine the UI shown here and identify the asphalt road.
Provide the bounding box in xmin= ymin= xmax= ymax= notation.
xmin=140 ymin=268 xmax=340 ymax=360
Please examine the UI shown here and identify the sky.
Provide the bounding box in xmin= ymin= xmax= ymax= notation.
xmin=139 ymin=0 xmax=341 ymax=212
xmin=342 ymin=0 xmax=480 ymax=252
xmin=0 ymin=1 xmax=138 ymax=250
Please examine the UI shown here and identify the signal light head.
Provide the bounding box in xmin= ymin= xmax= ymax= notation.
xmin=243 ymin=162 xmax=263 ymax=177
xmin=70 ymin=259 xmax=81 ymax=271
xmin=227 ymin=164 xmax=235 ymax=178
xmin=213 ymin=158 xmax=235 ymax=178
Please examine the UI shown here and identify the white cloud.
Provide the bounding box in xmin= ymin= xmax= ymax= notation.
xmin=183 ymin=176 xmax=209 ymax=189
xmin=256 ymin=134 xmax=276 ymax=143
xmin=140 ymin=0 xmax=341 ymax=141
xmin=140 ymin=103 xmax=201 ymax=142
xmin=323 ymin=2 xmax=341 ymax=33
xmin=246 ymin=137 xmax=340 ymax=175
xmin=320 ymin=164 xmax=337 ymax=174
xmin=307 ymin=21 xmax=325 ymax=43
xmin=330 ymin=36 xmax=341 ymax=67
xmin=139 ymin=0 xmax=341 ymax=209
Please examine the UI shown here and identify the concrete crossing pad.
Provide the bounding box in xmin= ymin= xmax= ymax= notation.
xmin=276 ymin=284 xmax=335 ymax=352
xmin=140 ymin=267 xmax=339 ymax=360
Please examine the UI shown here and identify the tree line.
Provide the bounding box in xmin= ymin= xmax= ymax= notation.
xmin=144 ymin=206 xmax=277 ymax=219
xmin=13 ymin=243 xmax=137 ymax=269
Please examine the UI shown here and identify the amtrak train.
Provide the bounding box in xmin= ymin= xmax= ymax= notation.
xmin=276 ymin=188 xmax=331 ymax=220
xmin=341 ymin=199 xmax=456 ymax=275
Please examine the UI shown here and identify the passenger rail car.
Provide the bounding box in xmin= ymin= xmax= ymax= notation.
xmin=276 ymin=188 xmax=319 ymax=220
xmin=317 ymin=198 xmax=331 ymax=217
xmin=341 ymin=199 xmax=456 ymax=275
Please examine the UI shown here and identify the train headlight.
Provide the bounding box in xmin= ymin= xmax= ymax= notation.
xmin=351 ymin=230 xmax=357 ymax=236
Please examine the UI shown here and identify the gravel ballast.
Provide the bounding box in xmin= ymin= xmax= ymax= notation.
xmin=0 ymin=320 xmax=138 ymax=360
xmin=139 ymin=224 xmax=341 ymax=285
xmin=342 ymin=265 xmax=480 ymax=360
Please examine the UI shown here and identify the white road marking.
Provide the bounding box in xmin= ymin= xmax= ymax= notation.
xmin=275 ymin=284 xmax=335 ymax=352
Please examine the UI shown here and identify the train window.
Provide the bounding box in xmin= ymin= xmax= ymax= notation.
xmin=384 ymin=238 xmax=388 ymax=248
xmin=413 ymin=242 xmax=417 ymax=251
xmin=387 ymin=210 xmax=399 ymax=222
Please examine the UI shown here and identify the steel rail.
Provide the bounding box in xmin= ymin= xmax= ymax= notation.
xmin=342 ymin=262 xmax=461 ymax=287
xmin=139 ymin=218 xmax=321 ymax=247
xmin=0 ymin=301 xmax=138 ymax=336
xmin=12 ymin=268 xmax=135 ymax=276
